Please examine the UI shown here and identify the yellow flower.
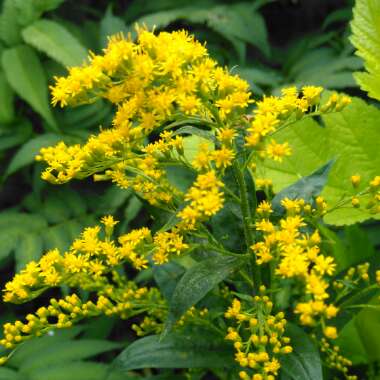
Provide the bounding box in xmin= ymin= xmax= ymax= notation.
xmin=324 ymin=326 xmax=338 ymax=339
xmin=266 ymin=140 xmax=291 ymax=162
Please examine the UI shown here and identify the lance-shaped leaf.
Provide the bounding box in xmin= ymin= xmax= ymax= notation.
xmin=115 ymin=328 xmax=234 ymax=371
xmin=280 ymin=324 xmax=323 ymax=380
xmin=1 ymin=45 xmax=57 ymax=129
xmin=164 ymin=255 xmax=244 ymax=333
xmin=22 ymin=19 xmax=88 ymax=67
xmin=271 ymin=160 xmax=334 ymax=215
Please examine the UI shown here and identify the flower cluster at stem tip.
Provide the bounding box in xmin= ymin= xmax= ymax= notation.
xmin=0 ymin=28 xmax=378 ymax=379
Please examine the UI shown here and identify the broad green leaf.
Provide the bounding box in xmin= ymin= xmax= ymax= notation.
xmin=280 ymin=324 xmax=322 ymax=380
xmin=336 ymin=318 xmax=368 ymax=365
xmin=172 ymin=126 xmax=216 ymax=143
xmin=22 ymin=20 xmax=87 ymax=67
xmin=153 ymin=261 xmax=185 ymax=300
xmin=182 ymin=135 xmax=214 ymax=163
xmin=271 ymin=160 xmax=334 ymax=215
xmin=165 ymin=255 xmax=243 ymax=331
xmin=257 ymin=97 xmax=380 ymax=225
xmin=100 ymin=6 xmax=128 ymax=48
xmin=21 ymin=339 xmax=122 ymax=372
xmin=116 ymin=328 xmax=234 ymax=371
xmin=131 ymin=3 xmax=269 ymax=57
xmin=0 ymin=368 xmax=21 ymax=380
xmin=355 ymin=297 xmax=380 ymax=362
xmin=28 ymin=361 xmax=125 ymax=380
xmin=350 ymin=0 xmax=380 ymax=101
xmin=0 ymin=70 xmax=14 ymax=123
xmin=5 ymin=133 xmax=63 ymax=176
xmin=13 ymin=0 xmax=65 ymax=26
xmin=288 ymin=48 xmax=361 ymax=89
xmin=319 ymin=223 xmax=375 ymax=273
xmin=8 ymin=327 xmax=84 ymax=367
xmin=1 ymin=45 xmax=57 ymax=128
xmin=15 ymin=233 xmax=43 ymax=271
xmin=0 ymin=0 xmax=22 ymax=45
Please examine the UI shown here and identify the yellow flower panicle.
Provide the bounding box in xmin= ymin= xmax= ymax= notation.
xmin=245 ymin=86 xmax=351 ymax=163
xmin=2 ymin=216 xmax=189 ymax=305
xmin=1 ymin=274 xmax=164 ymax=352
xmin=41 ymin=29 xmax=251 ymax=194
xmin=225 ymin=293 xmax=292 ymax=380
xmin=177 ymin=170 xmax=224 ymax=230
xmin=252 ymin=197 xmax=339 ymax=331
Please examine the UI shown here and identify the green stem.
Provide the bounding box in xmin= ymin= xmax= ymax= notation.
xmin=338 ymin=284 xmax=378 ymax=308
xmin=233 ymin=161 xmax=261 ymax=290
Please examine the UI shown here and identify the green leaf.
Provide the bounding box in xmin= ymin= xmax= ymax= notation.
xmin=0 ymin=70 xmax=14 ymax=123
xmin=172 ymin=126 xmax=216 ymax=143
xmin=8 ymin=327 xmax=84 ymax=367
xmin=13 ymin=0 xmax=65 ymax=26
xmin=22 ymin=19 xmax=87 ymax=67
xmin=43 ymin=223 xmax=71 ymax=252
xmin=288 ymin=48 xmax=361 ymax=89
xmin=257 ymin=97 xmax=380 ymax=225
xmin=20 ymin=339 xmax=122 ymax=372
xmin=5 ymin=133 xmax=63 ymax=176
xmin=355 ymin=296 xmax=380 ymax=362
xmin=15 ymin=233 xmax=43 ymax=271
xmin=181 ymin=135 xmax=214 ymax=163
xmin=0 ymin=212 xmax=47 ymax=260
xmin=350 ymin=0 xmax=380 ymax=100
xmin=115 ymin=328 xmax=234 ymax=371
xmin=0 ymin=121 xmax=33 ymax=151
xmin=1 ymin=45 xmax=57 ymax=128
xmin=100 ymin=6 xmax=128 ymax=48
xmin=165 ymin=255 xmax=243 ymax=331
xmin=323 ymin=7 xmax=352 ymax=29
xmin=271 ymin=160 xmax=334 ymax=215
xmin=27 ymin=362 xmax=115 ymax=380
xmin=96 ymin=186 xmax=132 ymax=215
xmin=280 ymin=324 xmax=323 ymax=380
xmin=153 ymin=261 xmax=185 ymax=300
xmin=206 ymin=3 xmax=270 ymax=58
xmin=0 ymin=0 xmax=22 ymax=45
xmin=131 ymin=3 xmax=269 ymax=58
xmin=0 ymin=368 xmax=21 ymax=380
xmin=336 ymin=318 xmax=368 ymax=365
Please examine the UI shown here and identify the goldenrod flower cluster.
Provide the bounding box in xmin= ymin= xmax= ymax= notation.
xmin=349 ymin=174 xmax=380 ymax=213
xmin=2 ymin=28 xmax=376 ymax=378
xmin=225 ymin=292 xmax=292 ymax=380
xmin=245 ymin=86 xmax=351 ymax=162
xmin=177 ymin=170 xmax=224 ymax=230
xmin=40 ymin=29 xmax=250 ymax=187
xmin=1 ymin=273 xmax=163 ymax=351
xmin=2 ymin=216 xmax=188 ymax=305
xmin=252 ymin=198 xmax=339 ymax=335
xmin=320 ymin=338 xmax=357 ymax=380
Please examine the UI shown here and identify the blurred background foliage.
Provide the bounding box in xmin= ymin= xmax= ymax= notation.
xmin=0 ymin=0 xmax=379 ymax=379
